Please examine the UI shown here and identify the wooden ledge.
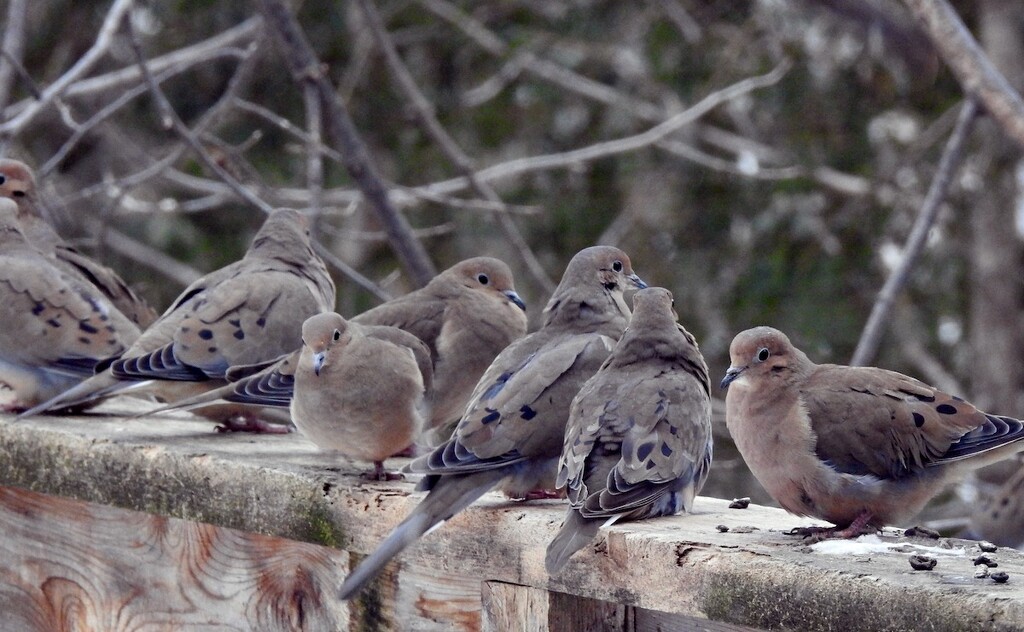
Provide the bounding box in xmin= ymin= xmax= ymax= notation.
xmin=2 ymin=401 xmax=1024 ymax=631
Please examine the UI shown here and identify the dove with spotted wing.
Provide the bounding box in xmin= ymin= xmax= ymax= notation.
xmin=721 ymin=326 xmax=1024 ymax=539
xmin=338 ymin=245 xmax=646 ymax=600
xmin=0 ymin=159 xmax=157 ymax=328
xmin=19 ymin=208 xmax=335 ymax=428
xmin=144 ymin=257 xmax=526 ymax=436
xmin=291 ymin=312 xmax=432 ymax=480
xmin=545 ymin=287 xmax=712 ymax=574
xmin=0 ymin=199 xmax=139 ymax=410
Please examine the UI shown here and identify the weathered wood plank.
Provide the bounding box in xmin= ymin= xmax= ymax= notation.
xmin=0 ymin=486 xmax=349 ymax=631
xmin=4 ymin=403 xmax=1024 ymax=631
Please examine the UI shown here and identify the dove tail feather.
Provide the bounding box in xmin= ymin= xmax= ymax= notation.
xmin=339 ymin=468 xmax=507 ymax=600
xmin=17 ymin=372 xmax=132 ymax=418
xmin=545 ymin=510 xmax=601 ymax=575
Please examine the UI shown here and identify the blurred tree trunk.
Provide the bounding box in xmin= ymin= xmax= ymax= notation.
xmin=969 ymin=0 xmax=1024 ymax=414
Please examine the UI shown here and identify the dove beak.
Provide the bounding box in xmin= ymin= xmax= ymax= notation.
xmin=313 ymin=351 xmax=326 ymax=376
xmin=628 ymin=274 xmax=647 ymax=290
xmin=504 ymin=290 xmax=526 ymax=311
xmin=720 ymin=366 xmax=746 ymax=389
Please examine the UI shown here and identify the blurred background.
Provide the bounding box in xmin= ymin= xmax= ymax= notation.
xmin=1 ymin=0 xmax=1022 ymax=536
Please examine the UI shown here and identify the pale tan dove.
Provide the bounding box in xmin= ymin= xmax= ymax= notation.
xmin=19 ymin=208 xmax=336 ymax=430
xmin=339 ymin=245 xmax=646 ymax=599
xmin=545 ymin=287 xmax=713 ymax=574
xmin=0 ymin=159 xmax=157 ymax=328
xmin=721 ymin=326 xmax=1024 ymax=540
xmin=144 ymin=257 xmax=527 ymax=436
xmin=291 ymin=312 xmax=433 ymax=480
xmin=0 ymin=199 xmax=139 ymax=410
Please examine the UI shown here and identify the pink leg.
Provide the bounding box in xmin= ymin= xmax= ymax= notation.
xmin=505 ymin=488 xmax=565 ymax=501
xmin=215 ymin=415 xmax=294 ymax=434
xmin=360 ymin=461 xmax=405 ymax=482
xmin=787 ymin=511 xmax=877 ymax=543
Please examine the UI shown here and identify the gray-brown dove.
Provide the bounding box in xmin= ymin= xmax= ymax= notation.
xmin=19 ymin=208 xmax=336 ymax=429
xmin=339 ymin=245 xmax=646 ymax=600
xmin=545 ymin=287 xmax=712 ymax=574
xmin=291 ymin=312 xmax=433 ymax=480
xmin=146 ymin=257 xmax=527 ymax=435
xmin=721 ymin=326 xmax=1024 ymax=539
xmin=0 ymin=159 xmax=157 ymax=328
xmin=0 ymin=199 xmax=139 ymax=410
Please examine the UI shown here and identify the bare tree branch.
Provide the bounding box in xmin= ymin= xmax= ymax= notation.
xmin=257 ymin=0 xmax=437 ymax=287
xmin=355 ymin=0 xmax=556 ymax=292
xmin=851 ymin=98 xmax=978 ymax=366
xmin=902 ymin=0 xmax=1024 ymax=149
xmin=0 ymin=0 xmax=134 ymax=137
xmin=0 ymin=0 xmax=28 ymax=112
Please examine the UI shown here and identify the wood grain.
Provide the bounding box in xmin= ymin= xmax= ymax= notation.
xmin=0 ymin=486 xmax=349 ymax=631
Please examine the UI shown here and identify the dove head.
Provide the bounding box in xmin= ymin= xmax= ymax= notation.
xmin=248 ymin=209 xmax=314 ymax=258
xmin=301 ymin=312 xmax=353 ymax=377
xmin=721 ymin=326 xmax=812 ymax=390
xmin=543 ymin=246 xmax=646 ymax=328
xmin=630 ymin=287 xmax=678 ymax=325
xmin=446 ymin=257 xmax=526 ymax=311
xmin=0 ymin=159 xmax=38 ymax=219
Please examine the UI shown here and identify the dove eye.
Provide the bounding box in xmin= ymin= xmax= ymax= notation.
xmin=333 ymin=329 xmax=341 ymax=341
xmin=756 ymin=347 xmax=770 ymax=362
xmin=477 ymin=273 xmax=489 ymax=285
xmin=0 ymin=175 xmax=5 ymax=184
xmin=612 ymin=260 xmax=623 ymax=272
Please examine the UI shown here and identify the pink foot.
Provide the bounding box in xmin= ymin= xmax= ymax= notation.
xmin=360 ymin=461 xmax=404 ymax=481
xmin=786 ymin=511 xmax=877 ymax=543
xmin=505 ymin=488 xmax=564 ymax=501
xmin=215 ymin=416 xmax=294 ymax=434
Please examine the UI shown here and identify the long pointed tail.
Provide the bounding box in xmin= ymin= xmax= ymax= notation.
xmin=544 ymin=509 xmax=601 ymax=575
xmin=339 ymin=468 xmax=506 ymax=600
xmin=17 ymin=371 xmax=139 ymax=419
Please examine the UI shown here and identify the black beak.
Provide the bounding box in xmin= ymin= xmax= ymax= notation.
xmin=505 ymin=290 xmax=526 ymax=311
xmin=313 ymin=351 xmax=326 ymax=376
xmin=720 ymin=366 xmax=745 ymax=389
xmin=628 ymin=274 xmax=647 ymax=290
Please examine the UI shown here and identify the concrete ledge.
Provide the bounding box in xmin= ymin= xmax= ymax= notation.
xmin=2 ymin=400 xmax=1024 ymax=631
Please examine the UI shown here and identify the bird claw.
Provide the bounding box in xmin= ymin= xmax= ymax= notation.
xmin=362 ymin=462 xmax=404 ymax=481
xmin=785 ymin=514 xmax=877 ymax=543
xmin=505 ymin=488 xmax=564 ymax=501
xmin=215 ymin=417 xmax=294 ymax=434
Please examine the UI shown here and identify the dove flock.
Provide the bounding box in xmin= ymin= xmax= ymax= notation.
xmin=4 ymin=158 xmax=1024 ymax=603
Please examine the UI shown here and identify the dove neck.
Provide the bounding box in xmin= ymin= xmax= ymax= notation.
xmin=541 ymin=291 xmax=629 ymax=336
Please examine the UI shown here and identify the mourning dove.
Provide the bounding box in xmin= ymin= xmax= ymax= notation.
xmin=19 ymin=209 xmax=336 ymax=429
xmin=0 ymin=199 xmax=139 ymax=410
xmin=545 ymin=287 xmax=713 ymax=574
xmin=339 ymin=245 xmax=646 ymax=599
xmin=146 ymin=257 xmax=526 ymax=436
xmin=291 ymin=312 xmax=432 ymax=480
xmin=0 ymin=159 xmax=157 ymax=328
xmin=720 ymin=326 xmax=1024 ymax=539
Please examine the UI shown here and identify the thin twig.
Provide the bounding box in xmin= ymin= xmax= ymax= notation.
xmin=1 ymin=16 xmax=261 ymax=123
xmin=257 ymin=0 xmax=437 ymax=287
xmin=902 ymin=0 xmax=1024 ymax=148
xmin=0 ymin=0 xmax=134 ymax=137
xmin=851 ymin=98 xmax=978 ymax=366
xmin=123 ymin=16 xmax=388 ymax=300
xmin=0 ymin=0 xmax=28 ymax=112
xmin=356 ymin=0 xmax=555 ymax=291
xmin=415 ymin=60 xmax=792 ymax=196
